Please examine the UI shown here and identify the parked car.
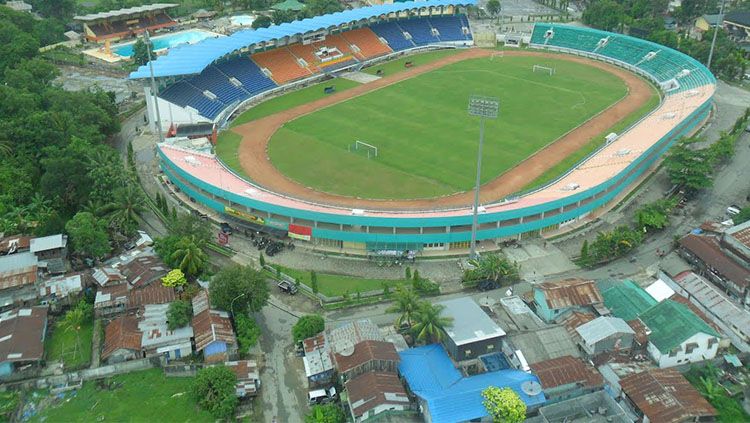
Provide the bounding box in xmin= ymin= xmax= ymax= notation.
xmin=308 ymin=387 xmax=337 ymax=405
xmin=220 ymin=222 xmax=232 ymax=234
xmin=727 ymin=206 xmax=741 ymax=216
xmin=277 ymin=280 xmax=298 ymax=295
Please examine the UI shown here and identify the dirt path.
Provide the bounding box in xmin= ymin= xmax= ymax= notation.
xmin=233 ymin=49 xmax=654 ymax=210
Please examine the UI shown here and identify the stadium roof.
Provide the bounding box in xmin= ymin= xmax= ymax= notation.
xmin=129 ymin=0 xmax=476 ymax=80
xmin=74 ymin=3 xmax=178 ymax=21
xmin=399 ymin=344 xmax=546 ymax=423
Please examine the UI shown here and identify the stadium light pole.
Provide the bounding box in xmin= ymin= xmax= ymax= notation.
xmin=707 ymin=0 xmax=725 ymax=72
xmin=467 ymin=95 xmax=499 ymax=260
xmin=145 ymin=30 xmax=164 ymax=143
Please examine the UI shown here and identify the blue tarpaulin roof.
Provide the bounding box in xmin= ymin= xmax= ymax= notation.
xmin=129 ymin=0 xmax=476 ymax=79
xmin=399 ymin=345 xmax=546 ymax=423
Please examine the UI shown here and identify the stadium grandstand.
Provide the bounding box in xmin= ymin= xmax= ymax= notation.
xmin=129 ymin=0 xmax=474 ymax=124
xmin=74 ymin=3 xmax=178 ymax=42
xmin=151 ymin=6 xmax=715 ymax=255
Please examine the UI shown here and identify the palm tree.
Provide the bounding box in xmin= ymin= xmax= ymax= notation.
xmin=60 ymin=307 xmax=86 ymax=361
xmin=386 ymin=286 xmax=420 ymax=329
xmin=170 ymin=236 xmax=207 ymax=278
xmin=412 ymin=302 xmax=453 ymax=344
xmin=101 ymin=185 xmax=146 ymax=236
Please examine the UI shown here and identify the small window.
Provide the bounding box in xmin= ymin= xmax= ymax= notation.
xmin=708 ymin=338 xmax=718 ymax=348
xmin=669 ymin=349 xmax=679 ymax=357
xmin=487 ymin=345 xmax=495 ymax=351
xmin=685 ymin=342 xmax=698 ymax=354
xmin=465 ymin=349 xmax=472 ymax=356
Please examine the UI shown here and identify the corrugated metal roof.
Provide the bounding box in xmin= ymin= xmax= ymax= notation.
xmin=575 ymin=316 xmax=634 ymax=345
xmin=638 ymin=299 xmax=718 ymax=354
xmin=673 ymin=271 xmax=750 ymax=338
xmin=438 ymin=297 xmax=505 ymax=346
xmin=29 ymin=234 xmax=66 ymax=253
xmin=620 ymin=369 xmax=715 ymax=423
xmin=601 ymin=280 xmax=657 ymax=321
xmin=129 ymin=0 xmax=476 ymax=79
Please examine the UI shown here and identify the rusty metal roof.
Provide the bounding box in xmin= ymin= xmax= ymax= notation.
xmin=620 ymin=369 xmax=716 ymax=423
xmin=537 ymin=278 xmax=603 ymax=310
xmin=529 ymin=355 xmax=603 ymax=390
xmin=333 ymin=340 xmax=399 ymax=373
xmin=679 ymin=234 xmax=750 ymax=288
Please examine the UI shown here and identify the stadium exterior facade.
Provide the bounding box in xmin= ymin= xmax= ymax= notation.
xmin=145 ymin=3 xmax=716 ymax=254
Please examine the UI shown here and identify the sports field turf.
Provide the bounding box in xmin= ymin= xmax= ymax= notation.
xmin=267 ymin=55 xmax=629 ymax=199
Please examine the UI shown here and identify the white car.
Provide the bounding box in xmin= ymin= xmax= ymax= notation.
xmin=726 ymin=206 xmax=741 ymax=216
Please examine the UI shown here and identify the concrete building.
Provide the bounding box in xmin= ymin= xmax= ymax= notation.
xmin=529 ymin=355 xmax=603 ymax=403
xmin=724 ymin=11 xmax=750 ymax=41
xmin=533 ymin=278 xmax=603 ymax=322
xmin=620 ymin=369 xmax=715 ymax=423
xmin=437 ymin=297 xmax=506 ymax=365
xmin=638 ymin=299 xmax=720 ymax=368
xmin=576 ymin=316 xmax=635 ymax=357
xmin=679 ymin=234 xmax=750 ymax=307
xmin=525 ymin=390 xmax=632 ymax=423
xmin=0 ymin=252 xmax=39 ymax=309
xmin=506 ymin=325 xmax=581 ymax=365
xmin=138 ymin=303 xmax=193 ymax=360
xmin=38 ymin=273 xmax=84 ymax=304
xmin=29 ymin=234 xmax=67 ymax=275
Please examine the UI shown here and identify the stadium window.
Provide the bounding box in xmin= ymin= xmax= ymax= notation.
xmin=422 ymin=242 xmax=444 ymax=250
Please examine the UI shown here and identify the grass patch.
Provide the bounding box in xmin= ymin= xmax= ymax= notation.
xmin=45 ymin=320 xmax=93 ymax=369
xmin=362 ymin=48 xmax=462 ymax=76
xmin=273 ymin=265 xmax=407 ymax=297
xmin=229 ymin=78 xmax=361 ymax=127
xmin=215 ymin=131 xmax=244 ymax=176
xmin=268 ymin=55 xmax=627 ymax=199
xmin=522 ymin=83 xmax=661 ymax=192
xmin=31 ymin=368 xmax=213 ymax=423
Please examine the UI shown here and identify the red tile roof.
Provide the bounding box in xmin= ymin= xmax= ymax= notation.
xmin=102 ymin=315 xmax=142 ymax=360
xmin=679 ymin=234 xmax=750 ymax=288
xmin=620 ymin=369 xmax=716 ymax=423
xmin=529 ymin=355 xmax=603 ymax=390
xmin=333 ymin=340 xmax=399 ymax=373
xmin=127 ymin=283 xmax=176 ymax=309
xmin=0 ymin=307 xmax=47 ymax=362
xmin=537 ymin=278 xmax=603 ymax=309
xmin=345 ymin=372 xmax=409 ymax=418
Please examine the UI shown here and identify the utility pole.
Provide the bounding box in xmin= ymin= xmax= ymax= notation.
xmin=145 ymin=30 xmax=164 ymax=143
xmin=707 ymin=0 xmax=726 ymax=72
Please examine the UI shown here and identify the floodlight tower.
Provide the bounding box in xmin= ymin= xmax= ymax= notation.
xmin=707 ymin=0 xmax=726 ymax=72
xmin=467 ymin=95 xmax=500 ymax=259
xmin=145 ymin=30 xmax=164 ymax=143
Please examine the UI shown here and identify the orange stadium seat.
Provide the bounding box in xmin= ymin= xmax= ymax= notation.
xmin=251 ymin=48 xmax=312 ymax=84
xmin=341 ymin=28 xmax=393 ymax=59
xmin=287 ymin=43 xmax=322 ymax=72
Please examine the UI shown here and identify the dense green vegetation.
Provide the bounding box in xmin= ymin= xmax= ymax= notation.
xmin=267 ymin=56 xmax=627 ymax=199
xmin=685 ymin=364 xmax=750 ymax=423
xmin=272 ymin=264 xmax=408 ymax=297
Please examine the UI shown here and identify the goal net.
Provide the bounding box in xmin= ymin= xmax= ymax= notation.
xmin=533 ymin=65 xmax=555 ymax=76
xmin=349 ymin=140 xmax=378 ymax=159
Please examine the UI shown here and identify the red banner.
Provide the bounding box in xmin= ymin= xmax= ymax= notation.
xmin=288 ymin=224 xmax=312 ymax=241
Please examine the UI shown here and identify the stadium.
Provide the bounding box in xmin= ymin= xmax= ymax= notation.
xmin=131 ymin=0 xmax=716 ymax=256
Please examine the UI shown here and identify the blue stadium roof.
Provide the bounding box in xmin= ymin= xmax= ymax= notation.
xmin=129 ymin=0 xmax=476 ymax=79
xmin=399 ymin=345 xmax=546 ymax=423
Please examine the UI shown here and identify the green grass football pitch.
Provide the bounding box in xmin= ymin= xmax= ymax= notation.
xmin=266 ymin=55 xmax=629 ymax=200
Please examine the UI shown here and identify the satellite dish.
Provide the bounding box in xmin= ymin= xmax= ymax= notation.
xmin=521 ymin=380 xmax=542 ymax=396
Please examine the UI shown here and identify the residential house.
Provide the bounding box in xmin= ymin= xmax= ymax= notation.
xmin=345 ymin=372 xmax=410 ymax=422
xmin=600 ymin=280 xmax=657 ymax=321
xmin=724 ymin=10 xmax=750 ymax=41
xmin=0 ymin=252 xmax=39 ymax=309
xmin=693 ymin=14 xmax=722 ymax=39
xmin=3 ymin=1 xmax=32 ymax=12
xmin=678 ymin=234 xmax=750 ymax=306
xmin=30 ymin=234 xmax=67 ymax=274
xmin=94 ymin=283 xmax=129 ymax=318
xmin=528 ymin=355 xmax=604 ymax=403
xmin=0 ymin=235 xmax=31 ymax=255
xmin=90 ymin=266 xmax=125 ymax=287
xmin=226 ymin=360 xmax=260 ymax=398
xmin=399 ymin=344 xmax=546 ymax=423
xmin=526 ymin=390 xmax=630 ymax=423
xmin=620 ymin=369 xmax=716 ymax=423
xmin=118 ymin=250 xmax=168 ymax=288
xmin=561 ymin=310 xmax=596 ymax=339
xmin=576 ymin=316 xmax=635 ymax=357
xmin=38 ymin=273 xmax=84 ymax=304
xmin=663 ymin=270 xmax=750 ymax=352
xmin=0 ymin=307 xmax=48 ymax=378
xmin=102 ymin=315 xmax=142 ymax=364
xmin=127 ymin=283 xmax=175 ymax=310
xmin=138 ymin=303 xmax=193 ymax=360
xmin=723 ymin=219 xmax=750 ymax=263
xmin=191 ymin=290 xmax=237 ymax=362
xmin=333 ymin=340 xmax=399 ymax=382
xmin=506 ymin=325 xmax=581 ymax=365
xmin=638 ymin=299 xmax=720 ymax=368
xmin=437 ymin=297 xmax=506 ymax=364
xmin=533 ymin=278 xmax=603 ymax=322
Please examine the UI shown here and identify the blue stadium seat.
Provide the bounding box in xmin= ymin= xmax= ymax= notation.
xmin=369 ymin=21 xmax=415 ymax=51
xmin=159 ymin=81 xmax=226 ymax=119
xmin=397 ymin=18 xmax=440 ymax=45
xmin=215 ymin=56 xmax=277 ymax=95
xmin=428 ymin=15 xmax=470 ymax=41
xmin=190 ymin=66 xmax=248 ymax=104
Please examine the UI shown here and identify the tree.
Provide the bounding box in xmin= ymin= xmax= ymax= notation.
xmin=585 ymin=226 xmax=644 ymax=266
xmin=170 ymin=236 xmax=208 ymax=278
xmin=405 ymin=267 xmax=411 ymax=279
xmin=582 ymin=0 xmax=626 ymax=31
xmin=292 ymin=315 xmax=325 ymax=343
xmin=412 ymin=302 xmax=453 ymax=343
xmin=166 ymin=300 xmax=192 ymax=330
xmin=210 ymin=265 xmax=269 ymax=315
xmin=192 ymin=366 xmax=238 ymax=419
xmin=487 ymin=0 xmax=501 ymax=15
xmin=462 ymin=253 xmax=521 ymax=288
xmin=162 ymin=269 xmax=188 ymax=288
xmin=131 ymin=37 xmax=153 ymax=66
xmin=100 ymin=185 xmax=145 ymax=238
xmin=580 ymin=239 xmax=590 ymax=265
xmin=305 ymin=404 xmax=346 ymax=423
xmin=386 ymin=286 xmax=420 ymax=329
xmin=65 ymin=211 xmax=110 ymax=259
xmin=635 ymin=198 xmax=677 ymax=232
xmin=482 ymin=386 xmax=526 ymax=423
xmin=252 ymin=15 xmax=272 ymax=29
xmin=310 ymin=270 xmax=319 ymax=294
xmin=734 ymin=206 xmax=750 ymax=225
xmin=664 ymin=137 xmax=715 ymax=192
xmin=259 ymin=252 xmax=265 ymax=267
xmin=59 ymin=300 xmax=92 ymax=362
xmin=235 ymin=314 xmax=261 ymax=354
xmin=305 ymin=0 xmax=342 ymax=15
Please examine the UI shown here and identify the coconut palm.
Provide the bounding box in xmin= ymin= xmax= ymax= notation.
xmin=170 ymin=236 xmax=207 ymax=278
xmin=59 ymin=307 xmax=86 ymax=360
xmin=386 ymin=286 xmax=420 ymax=329
xmin=412 ymin=302 xmax=453 ymax=344
xmin=100 ymin=185 xmax=146 ymax=236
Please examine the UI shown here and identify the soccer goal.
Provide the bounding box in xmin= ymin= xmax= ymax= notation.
xmin=533 ymin=65 xmax=555 ymax=76
xmin=349 ymin=140 xmax=378 ymax=159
